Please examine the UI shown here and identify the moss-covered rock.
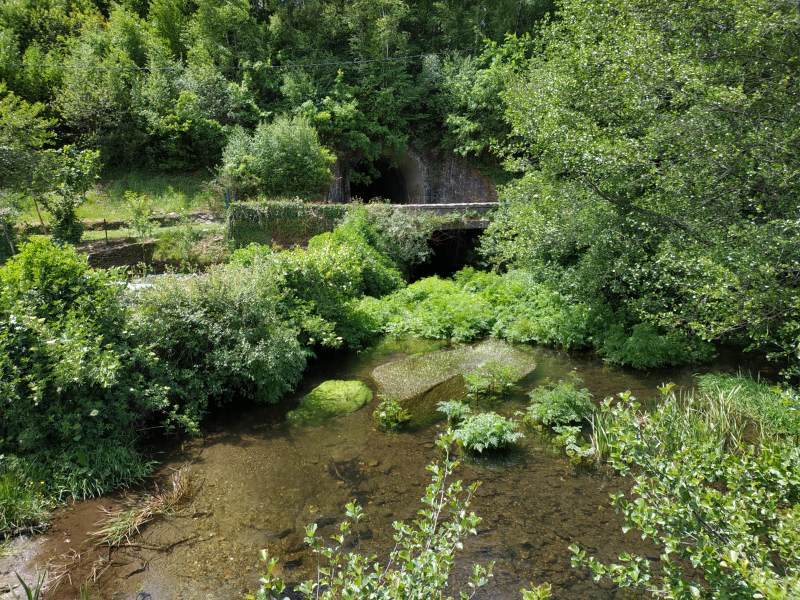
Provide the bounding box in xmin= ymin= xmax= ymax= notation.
xmin=287 ymin=380 xmax=373 ymax=426
xmin=371 ymin=339 xmax=536 ymax=427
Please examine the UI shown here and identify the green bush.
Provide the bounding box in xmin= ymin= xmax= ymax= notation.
xmin=132 ymin=263 xmax=308 ymax=430
xmin=599 ymin=323 xmax=714 ymax=369
xmin=454 ymin=412 xmax=524 ymax=454
xmin=219 ymin=116 xmax=335 ymax=198
xmin=526 ymin=377 xmax=594 ymax=429
xmin=341 ymin=205 xmax=440 ymax=274
xmin=360 ymin=276 xmax=494 ymax=342
xmin=458 ymin=268 xmax=597 ymax=349
xmin=0 ymin=239 xmax=166 ymax=502
xmin=373 ymin=397 xmax=412 ymax=432
xmin=572 ymin=386 xmax=800 ymax=597
xmin=464 ymin=361 xmax=518 ymax=404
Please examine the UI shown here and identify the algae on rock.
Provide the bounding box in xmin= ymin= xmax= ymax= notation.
xmin=288 ymin=380 xmax=373 ymax=426
xmin=371 ymin=340 xmax=536 ymax=427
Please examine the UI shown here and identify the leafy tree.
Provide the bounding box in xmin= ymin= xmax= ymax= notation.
xmin=485 ymin=0 xmax=800 ymax=375
xmin=37 ymin=146 xmax=100 ymax=244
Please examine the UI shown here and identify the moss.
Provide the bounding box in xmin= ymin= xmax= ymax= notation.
xmin=371 ymin=340 xmax=536 ymax=427
xmin=287 ymin=380 xmax=373 ymax=426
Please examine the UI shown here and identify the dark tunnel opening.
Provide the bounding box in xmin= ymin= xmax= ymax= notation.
xmin=350 ymin=160 xmax=408 ymax=204
xmin=411 ymin=228 xmax=483 ymax=280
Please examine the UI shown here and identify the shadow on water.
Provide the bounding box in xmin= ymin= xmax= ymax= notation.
xmin=13 ymin=339 xmax=773 ymax=600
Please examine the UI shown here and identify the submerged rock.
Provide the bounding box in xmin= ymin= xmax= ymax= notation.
xmin=371 ymin=339 xmax=536 ymax=426
xmin=287 ymin=380 xmax=373 ymax=426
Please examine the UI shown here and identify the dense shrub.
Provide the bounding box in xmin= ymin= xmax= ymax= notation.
xmin=232 ymin=222 xmax=403 ymax=350
xmin=341 ymin=205 xmax=440 ymax=274
xmin=457 ymin=268 xmax=597 ymax=349
xmin=0 ymin=240 xmax=166 ymax=500
xmin=454 ymin=412 xmax=524 ymax=454
xmin=599 ymin=323 xmax=714 ymax=369
xmin=219 ymin=116 xmax=335 ymax=198
xmin=525 ymin=377 xmax=594 ymax=429
xmin=572 ymin=386 xmax=800 ymax=597
xmin=360 ymin=276 xmax=494 ymax=342
xmin=131 ymin=264 xmax=308 ymax=430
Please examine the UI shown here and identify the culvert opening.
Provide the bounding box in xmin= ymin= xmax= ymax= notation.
xmin=412 ymin=228 xmax=483 ymax=279
xmin=351 ymin=160 xmax=408 ymax=203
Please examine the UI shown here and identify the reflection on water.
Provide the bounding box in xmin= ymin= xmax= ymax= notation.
xmin=16 ymin=340 xmax=763 ymax=600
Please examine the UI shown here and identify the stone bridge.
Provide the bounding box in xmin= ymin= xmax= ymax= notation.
xmin=396 ymin=202 xmax=498 ymax=230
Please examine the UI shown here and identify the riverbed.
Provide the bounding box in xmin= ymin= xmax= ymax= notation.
xmin=2 ymin=339 xmax=758 ymax=599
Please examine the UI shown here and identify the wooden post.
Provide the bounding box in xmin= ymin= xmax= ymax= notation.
xmin=104 ymin=219 xmax=109 ymax=245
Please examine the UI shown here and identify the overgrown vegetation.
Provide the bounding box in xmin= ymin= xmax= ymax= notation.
xmin=0 ymin=209 xmax=412 ymax=535
xmin=572 ymin=381 xmax=800 ymax=597
xmin=525 ymin=376 xmax=594 ymax=429
xmin=363 ymin=268 xmax=711 ymax=368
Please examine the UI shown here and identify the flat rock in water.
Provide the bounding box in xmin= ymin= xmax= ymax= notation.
xmin=287 ymin=380 xmax=372 ymax=426
xmin=371 ymin=339 xmax=536 ymax=426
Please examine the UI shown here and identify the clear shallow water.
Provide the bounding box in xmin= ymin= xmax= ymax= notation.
xmin=8 ymin=340 xmax=761 ymax=600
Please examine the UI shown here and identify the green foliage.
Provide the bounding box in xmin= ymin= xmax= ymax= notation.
xmin=0 ymin=457 xmax=49 ymax=535
xmin=484 ymin=0 xmax=800 ymax=376
xmin=373 ymin=397 xmax=411 ymax=432
xmin=600 ymin=323 xmax=715 ymax=370
xmin=361 ymin=275 xmax=495 ymax=342
xmin=226 ymin=201 xmax=349 ymax=248
xmin=0 ymin=240 xmax=166 ymax=503
xmin=437 ymin=400 xmax=472 ymax=426
xmin=287 ymin=380 xmax=372 ymax=427
xmin=697 ymin=374 xmax=800 ymax=439
xmin=124 ymin=191 xmax=154 ymax=240
xmin=131 ymin=263 xmax=308 ymax=430
xmin=453 ymin=412 xmax=523 ymax=454
xmin=219 ymin=116 xmax=335 ymax=198
xmin=464 ymin=361 xmax=518 ymax=404
xmin=525 ymin=377 xmax=594 ymax=429
xmin=248 ymin=431 xmax=499 ymax=600
xmin=572 ymin=386 xmax=800 ymax=598
xmin=37 ymin=146 xmax=101 ymax=244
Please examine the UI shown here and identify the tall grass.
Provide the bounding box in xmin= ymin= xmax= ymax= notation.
xmin=0 ymin=470 xmax=49 ymax=536
xmin=697 ymin=373 xmax=800 ymax=439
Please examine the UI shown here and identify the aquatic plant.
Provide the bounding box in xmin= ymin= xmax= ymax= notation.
xmin=373 ymin=397 xmax=411 ymax=432
xmin=464 ymin=361 xmax=518 ymax=404
xmin=696 ymin=373 xmax=800 ymax=439
xmin=453 ymin=412 xmax=524 ymax=454
xmin=437 ymin=400 xmax=472 ymax=425
xmin=525 ymin=376 xmax=594 ymax=429
xmin=572 ymin=386 xmax=800 ymax=597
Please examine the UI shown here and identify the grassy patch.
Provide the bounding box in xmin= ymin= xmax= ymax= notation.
xmin=16 ymin=170 xmax=215 ymax=225
xmin=696 ymin=373 xmax=800 ymax=438
xmin=0 ymin=467 xmax=50 ymax=536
